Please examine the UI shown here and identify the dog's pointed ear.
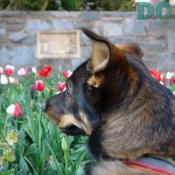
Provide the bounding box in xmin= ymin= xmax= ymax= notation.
xmin=82 ymin=28 xmax=124 ymax=74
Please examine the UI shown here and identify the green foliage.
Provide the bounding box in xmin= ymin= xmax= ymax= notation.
xmin=0 ymin=0 xmax=60 ymax=10
xmin=92 ymin=0 xmax=134 ymax=11
xmin=61 ymin=0 xmax=82 ymax=10
xmin=0 ymin=0 xmax=134 ymax=11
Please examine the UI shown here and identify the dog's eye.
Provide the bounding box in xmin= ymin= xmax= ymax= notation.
xmin=88 ymin=86 xmax=93 ymax=91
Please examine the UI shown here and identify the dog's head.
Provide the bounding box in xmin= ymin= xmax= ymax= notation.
xmin=44 ymin=28 xmax=145 ymax=136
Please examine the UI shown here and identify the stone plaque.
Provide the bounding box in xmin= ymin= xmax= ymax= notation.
xmin=36 ymin=30 xmax=80 ymax=59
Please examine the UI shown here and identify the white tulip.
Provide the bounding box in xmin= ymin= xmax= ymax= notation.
xmin=32 ymin=67 xmax=37 ymax=73
xmin=0 ymin=74 xmax=8 ymax=84
xmin=9 ymin=77 xmax=15 ymax=84
xmin=6 ymin=104 xmax=15 ymax=115
xmin=68 ymin=70 xmax=72 ymax=77
xmin=166 ymin=72 xmax=172 ymax=79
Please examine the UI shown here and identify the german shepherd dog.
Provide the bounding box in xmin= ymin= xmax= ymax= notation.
xmin=45 ymin=28 xmax=175 ymax=175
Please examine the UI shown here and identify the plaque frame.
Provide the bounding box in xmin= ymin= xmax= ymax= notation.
xmin=36 ymin=30 xmax=80 ymax=59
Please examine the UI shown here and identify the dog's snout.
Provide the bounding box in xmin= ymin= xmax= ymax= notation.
xmin=43 ymin=99 xmax=53 ymax=113
xmin=43 ymin=102 xmax=49 ymax=113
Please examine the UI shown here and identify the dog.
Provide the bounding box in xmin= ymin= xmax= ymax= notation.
xmin=45 ymin=28 xmax=175 ymax=175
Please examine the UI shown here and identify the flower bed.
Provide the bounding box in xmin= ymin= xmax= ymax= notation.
xmin=0 ymin=65 xmax=175 ymax=175
xmin=0 ymin=65 xmax=89 ymax=175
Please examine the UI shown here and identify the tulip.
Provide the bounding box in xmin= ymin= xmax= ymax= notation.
xmin=6 ymin=131 xmax=18 ymax=146
xmin=166 ymin=72 xmax=173 ymax=80
xmin=3 ymin=148 xmax=16 ymax=162
xmin=31 ymin=84 xmax=36 ymax=93
xmin=62 ymin=137 xmax=68 ymax=151
xmin=149 ymin=69 xmax=161 ymax=81
xmin=62 ymin=70 xmax=72 ymax=79
xmin=5 ymin=65 xmax=15 ymax=76
xmin=0 ymin=74 xmax=8 ymax=84
xmin=35 ymin=80 xmax=44 ymax=91
xmin=17 ymin=68 xmax=29 ymax=76
xmin=58 ymin=82 xmax=66 ymax=92
xmin=44 ymin=65 xmax=52 ymax=73
xmin=172 ymin=77 xmax=175 ymax=84
xmin=32 ymin=67 xmax=37 ymax=73
xmin=0 ymin=67 xmax=3 ymax=74
xmin=14 ymin=103 xmax=22 ymax=117
xmin=38 ymin=65 xmax=52 ymax=77
xmin=6 ymin=103 xmax=22 ymax=117
xmin=9 ymin=76 xmax=15 ymax=84
xmin=48 ymin=87 xmax=53 ymax=93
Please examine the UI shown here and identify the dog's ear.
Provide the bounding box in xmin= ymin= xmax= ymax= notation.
xmin=82 ymin=28 xmax=124 ymax=74
xmin=115 ymin=43 xmax=143 ymax=59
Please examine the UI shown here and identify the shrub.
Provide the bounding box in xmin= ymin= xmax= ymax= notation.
xmin=61 ymin=0 xmax=82 ymax=10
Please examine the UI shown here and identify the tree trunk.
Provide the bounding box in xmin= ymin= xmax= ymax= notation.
xmin=42 ymin=0 xmax=50 ymax=10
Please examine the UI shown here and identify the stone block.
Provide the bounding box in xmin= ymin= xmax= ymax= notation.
xmin=8 ymin=32 xmax=29 ymax=42
xmin=0 ymin=47 xmax=9 ymax=64
xmin=78 ymin=12 xmax=101 ymax=21
xmin=52 ymin=19 xmax=73 ymax=29
xmin=0 ymin=28 xmax=6 ymax=35
xmin=6 ymin=23 xmax=24 ymax=32
xmin=71 ymin=58 xmax=86 ymax=69
xmin=122 ymin=18 xmax=145 ymax=34
xmin=80 ymin=31 xmax=91 ymax=46
xmin=168 ymin=31 xmax=175 ymax=52
xmin=147 ymin=19 xmax=170 ymax=31
xmin=81 ymin=46 xmax=92 ymax=59
xmin=25 ymin=19 xmax=51 ymax=33
xmin=156 ymin=53 xmax=175 ymax=71
xmin=103 ymin=22 xmax=122 ymax=36
xmin=6 ymin=18 xmax=25 ymax=25
xmin=52 ymin=12 xmax=80 ymax=18
xmin=10 ymin=46 xmax=35 ymax=66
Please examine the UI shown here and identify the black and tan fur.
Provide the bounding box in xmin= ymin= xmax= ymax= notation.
xmin=45 ymin=28 xmax=175 ymax=175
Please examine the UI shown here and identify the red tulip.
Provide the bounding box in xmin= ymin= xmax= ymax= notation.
xmin=5 ymin=65 xmax=15 ymax=76
xmin=35 ymin=80 xmax=44 ymax=91
xmin=172 ymin=77 xmax=175 ymax=84
xmin=58 ymin=82 xmax=65 ymax=92
xmin=149 ymin=69 xmax=161 ymax=81
xmin=5 ymin=69 xmax=13 ymax=76
xmin=38 ymin=69 xmax=48 ymax=77
xmin=38 ymin=65 xmax=52 ymax=77
xmin=44 ymin=65 xmax=52 ymax=73
xmin=62 ymin=70 xmax=72 ymax=79
xmin=62 ymin=71 xmax=68 ymax=79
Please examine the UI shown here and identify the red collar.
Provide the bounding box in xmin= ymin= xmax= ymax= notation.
xmin=124 ymin=156 xmax=175 ymax=175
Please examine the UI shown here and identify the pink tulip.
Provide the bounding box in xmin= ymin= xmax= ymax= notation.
xmin=0 ymin=67 xmax=3 ymax=74
xmin=17 ymin=68 xmax=29 ymax=76
xmin=35 ymin=80 xmax=44 ymax=91
xmin=6 ymin=103 xmax=22 ymax=117
xmin=58 ymin=82 xmax=66 ymax=92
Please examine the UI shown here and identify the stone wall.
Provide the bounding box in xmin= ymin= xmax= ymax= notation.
xmin=0 ymin=11 xmax=175 ymax=71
